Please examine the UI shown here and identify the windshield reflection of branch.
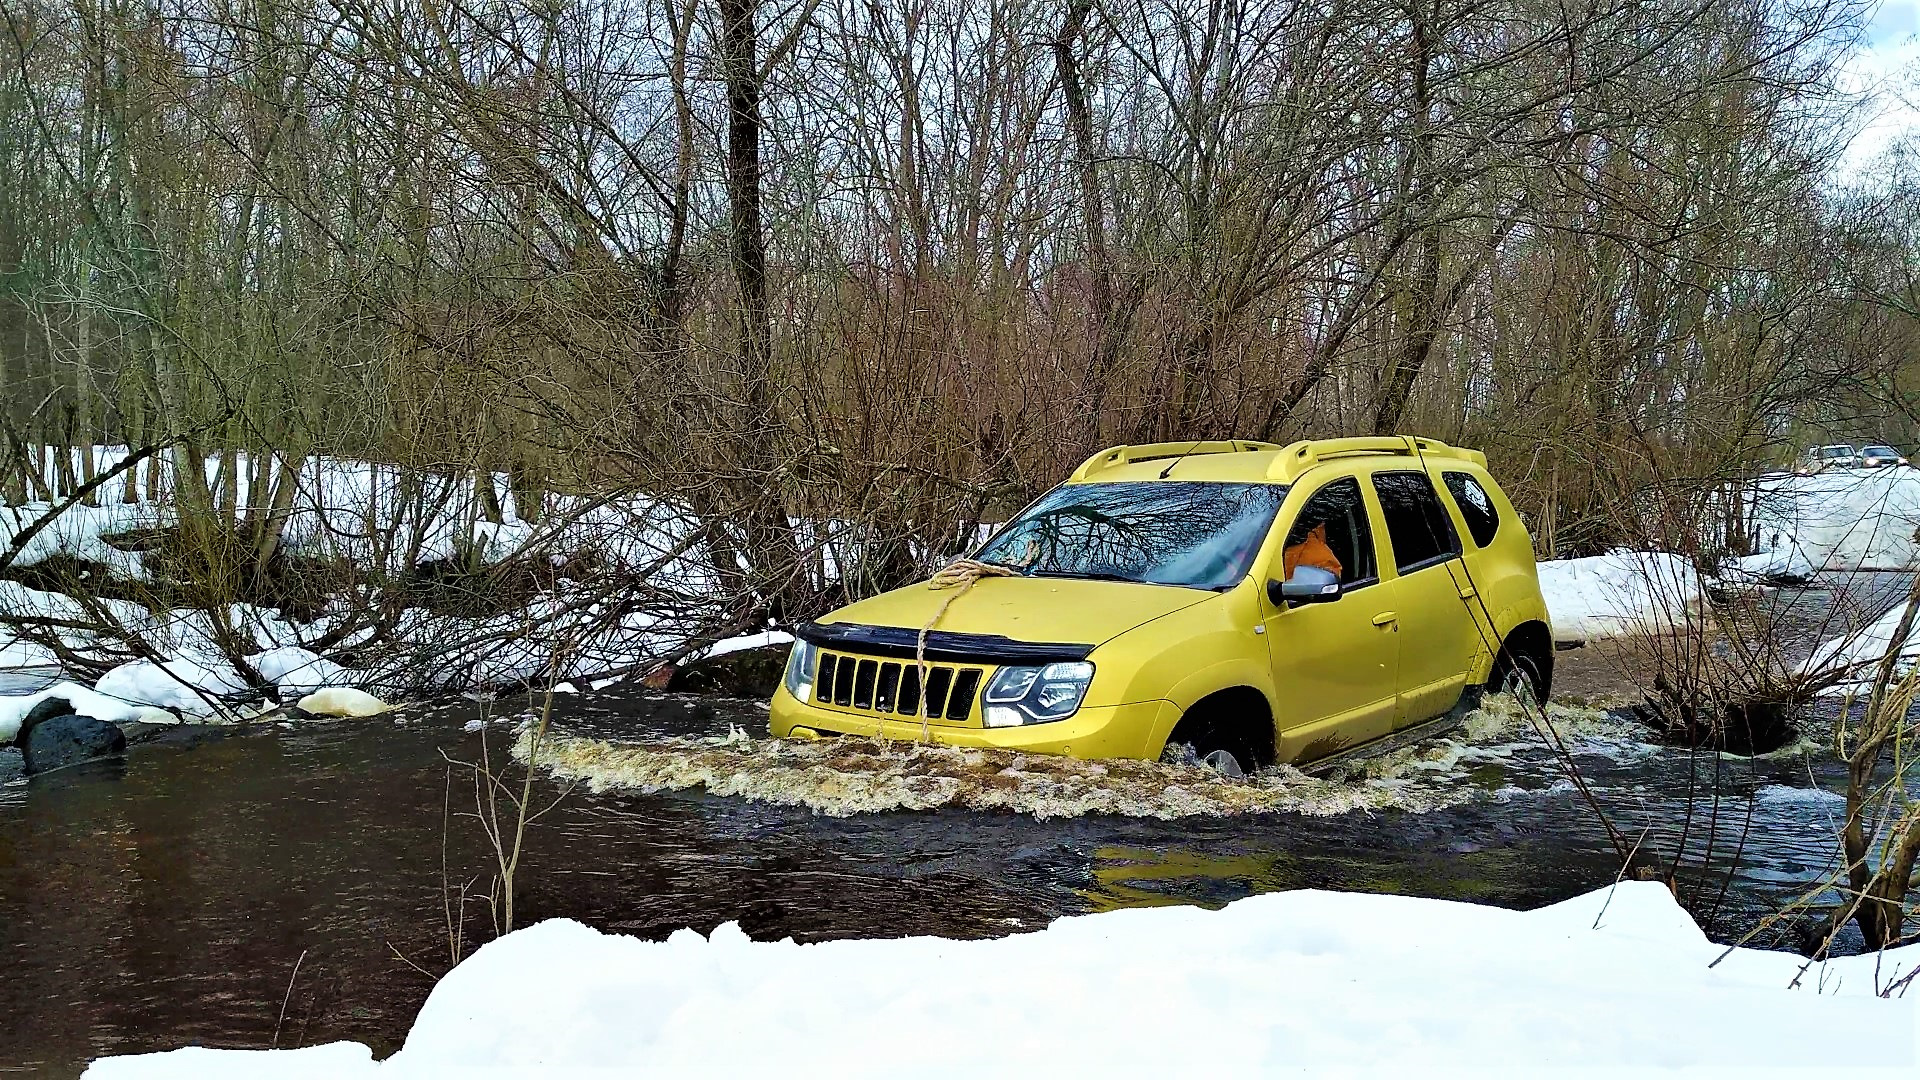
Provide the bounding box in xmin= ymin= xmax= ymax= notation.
xmin=995 ymin=485 xmax=1281 ymax=583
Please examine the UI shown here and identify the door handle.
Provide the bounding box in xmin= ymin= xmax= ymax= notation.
xmin=1372 ymin=611 xmax=1398 ymax=627
xmin=1457 ymin=584 xmax=1477 ymax=599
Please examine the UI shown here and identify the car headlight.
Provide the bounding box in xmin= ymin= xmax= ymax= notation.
xmin=982 ymin=661 xmax=1094 ymax=727
xmin=783 ymin=639 xmax=818 ymax=702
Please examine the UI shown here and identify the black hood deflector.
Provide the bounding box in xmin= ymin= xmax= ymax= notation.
xmin=794 ymin=621 xmax=1094 ymax=666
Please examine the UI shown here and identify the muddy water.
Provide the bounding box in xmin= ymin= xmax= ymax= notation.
xmin=1 ymin=574 xmax=1914 ymax=1075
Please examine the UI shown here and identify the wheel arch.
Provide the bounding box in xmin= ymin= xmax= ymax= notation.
xmin=1494 ymin=619 xmax=1554 ymax=700
xmin=1161 ymin=685 xmax=1277 ymax=770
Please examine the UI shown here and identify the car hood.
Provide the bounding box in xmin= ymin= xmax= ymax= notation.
xmin=819 ymin=575 xmax=1217 ymax=650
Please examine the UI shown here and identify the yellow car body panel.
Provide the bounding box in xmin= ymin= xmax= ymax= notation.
xmin=819 ymin=575 xmax=1214 ymax=649
xmin=771 ymin=436 xmax=1551 ymax=768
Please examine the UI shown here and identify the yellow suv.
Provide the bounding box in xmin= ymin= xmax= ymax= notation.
xmin=770 ymin=437 xmax=1551 ymax=774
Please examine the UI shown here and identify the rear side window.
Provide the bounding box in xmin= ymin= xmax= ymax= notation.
xmin=1371 ymin=471 xmax=1461 ymax=572
xmin=1442 ymin=472 xmax=1500 ymax=548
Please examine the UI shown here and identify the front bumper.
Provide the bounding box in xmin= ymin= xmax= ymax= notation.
xmin=768 ymin=686 xmax=1177 ymax=760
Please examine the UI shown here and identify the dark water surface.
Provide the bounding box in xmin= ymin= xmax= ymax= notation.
xmin=2 ymin=573 xmax=1915 ymax=1075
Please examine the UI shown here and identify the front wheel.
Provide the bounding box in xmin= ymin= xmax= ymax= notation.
xmin=1487 ymin=647 xmax=1545 ymax=707
xmin=1160 ymin=740 xmax=1249 ymax=779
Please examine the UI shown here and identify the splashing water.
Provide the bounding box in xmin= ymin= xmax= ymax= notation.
xmin=516 ymin=694 xmax=1637 ymax=819
xmin=1328 ymin=695 xmax=1651 ymax=784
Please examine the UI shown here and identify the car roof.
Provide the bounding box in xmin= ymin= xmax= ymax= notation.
xmin=1067 ymin=437 xmax=1489 ymax=486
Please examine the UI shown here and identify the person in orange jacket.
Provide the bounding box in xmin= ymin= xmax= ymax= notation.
xmin=1282 ymin=522 xmax=1343 ymax=581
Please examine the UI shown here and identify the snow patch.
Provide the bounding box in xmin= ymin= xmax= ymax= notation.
xmin=693 ymin=629 xmax=793 ymax=660
xmin=95 ymin=656 xmax=250 ymax=713
xmin=1804 ymin=597 xmax=1920 ymax=693
xmin=1749 ymin=467 xmax=1920 ymax=571
xmin=1536 ymin=550 xmax=1703 ymax=642
xmin=1725 ymin=544 xmax=1818 ymax=584
xmin=83 ymin=882 xmax=1920 ymax=1078
xmin=246 ymin=646 xmax=357 ymax=699
xmin=0 ymin=682 xmax=178 ymax=742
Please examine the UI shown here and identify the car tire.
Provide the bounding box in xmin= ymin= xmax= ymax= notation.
xmin=1160 ymin=738 xmax=1251 ymax=779
xmin=1488 ymin=647 xmax=1545 ymax=707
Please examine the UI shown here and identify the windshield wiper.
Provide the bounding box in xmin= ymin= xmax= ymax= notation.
xmin=1028 ymin=569 xmax=1142 ymax=583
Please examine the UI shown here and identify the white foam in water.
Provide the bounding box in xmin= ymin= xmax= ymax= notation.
xmin=515 ymin=696 xmax=1637 ymax=820
xmin=1753 ymin=784 xmax=1848 ymax=807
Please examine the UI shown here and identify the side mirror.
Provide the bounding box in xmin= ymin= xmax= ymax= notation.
xmin=1269 ymin=565 xmax=1341 ymax=606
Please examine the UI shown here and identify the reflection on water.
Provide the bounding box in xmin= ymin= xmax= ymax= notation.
xmin=0 ymin=676 xmax=1913 ymax=1075
xmin=0 ymin=666 xmax=60 ymax=695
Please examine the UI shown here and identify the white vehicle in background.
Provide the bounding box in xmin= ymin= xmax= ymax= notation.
xmin=1859 ymin=444 xmax=1908 ymax=468
xmin=1796 ymin=444 xmax=1860 ymax=474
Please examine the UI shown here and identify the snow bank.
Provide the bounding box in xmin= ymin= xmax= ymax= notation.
xmin=1749 ymin=467 xmax=1920 ymax=571
xmin=246 ymin=647 xmax=355 ymax=699
xmin=0 ymin=500 xmax=154 ymax=579
xmin=1726 ymin=544 xmax=1818 ymax=583
xmin=0 ymin=449 xmax=739 ymax=695
xmin=95 ymin=656 xmax=252 ymax=713
xmin=1537 ymin=550 xmax=1703 ymax=641
xmin=83 ymin=882 xmax=1917 ymax=1078
xmin=0 ymin=681 xmax=178 ymax=742
xmin=1802 ymin=596 xmax=1920 ymax=694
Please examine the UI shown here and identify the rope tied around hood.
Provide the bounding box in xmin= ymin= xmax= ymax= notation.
xmin=914 ymin=559 xmax=1018 ymax=740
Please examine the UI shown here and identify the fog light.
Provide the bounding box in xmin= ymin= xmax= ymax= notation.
xmin=985 ymin=706 xmax=1025 ymax=728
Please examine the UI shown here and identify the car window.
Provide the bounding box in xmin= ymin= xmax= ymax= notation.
xmin=1282 ymin=477 xmax=1377 ymax=588
xmin=974 ymin=481 xmax=1287 ymax=590
xmin=1864 ymin=446 xmax=1896 ymax=456
xmin=1441 ymin=472 xmax=1500 ymax=548
xmin=1371 ymin=471 xmax=1461 ymax=572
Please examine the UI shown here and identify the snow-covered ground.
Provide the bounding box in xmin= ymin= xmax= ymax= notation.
xmin=1534 ymin=467 xmax=1920 ymax=645
xmin=83 ymin=882 xmax=1918 ymax=1078
xmin=1748 ymin=466 xmax=1920 ymax=571
xmin=1537 ymin=549 xmax=1703 ymax=642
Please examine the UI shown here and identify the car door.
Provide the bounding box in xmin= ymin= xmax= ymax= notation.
xmin=1370 ymin=469 xmax=1482 ymax=728
xmin=1260 ymin=475 xmax=1402 ymax=761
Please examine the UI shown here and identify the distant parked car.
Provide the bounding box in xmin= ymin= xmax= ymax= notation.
xmin=1797 ymin=444 xmax=1861 ymax=474
xmin=1860 ymin=444 xmax=1908 ymax=468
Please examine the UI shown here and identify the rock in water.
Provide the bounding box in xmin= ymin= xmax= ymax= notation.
xmin=19 ymin=713 xmax=126 ymax=773
xmin=20 ymin=696 xmax=76 ymax=730
xmin=296 ymin=687 xmax=390 ymax=718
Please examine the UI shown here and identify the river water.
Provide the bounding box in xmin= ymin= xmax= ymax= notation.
xmin=1 ymin=577 xmax=1915 ymax=1075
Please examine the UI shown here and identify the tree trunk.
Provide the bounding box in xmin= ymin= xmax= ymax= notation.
xmin=718 ymin=0 xmax=802 ymax=608
xmin=1052 ymin=0 xmax=1128 ymax=449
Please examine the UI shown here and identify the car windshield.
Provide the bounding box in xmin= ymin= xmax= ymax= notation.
xmin=1819 ymin=446 xmax=1854 ymax=458
xmin=975 ymin=481 xmax=1287 ymax=591
xmin=1864 ymin=446 xmax=1896 ymax=456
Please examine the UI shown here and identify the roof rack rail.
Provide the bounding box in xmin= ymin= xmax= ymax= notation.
xmin=1069 ymin=440 xmax=1282 ymax=481
xmin=1266 ymin=436 xmax=1485 ymax=484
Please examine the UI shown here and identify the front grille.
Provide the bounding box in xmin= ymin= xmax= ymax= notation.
xmin=815 ymin=651 xmax=982 ymax=724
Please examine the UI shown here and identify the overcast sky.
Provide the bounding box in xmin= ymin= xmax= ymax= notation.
xmin=1841 ymin=1 xmax=1920 ymax=171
